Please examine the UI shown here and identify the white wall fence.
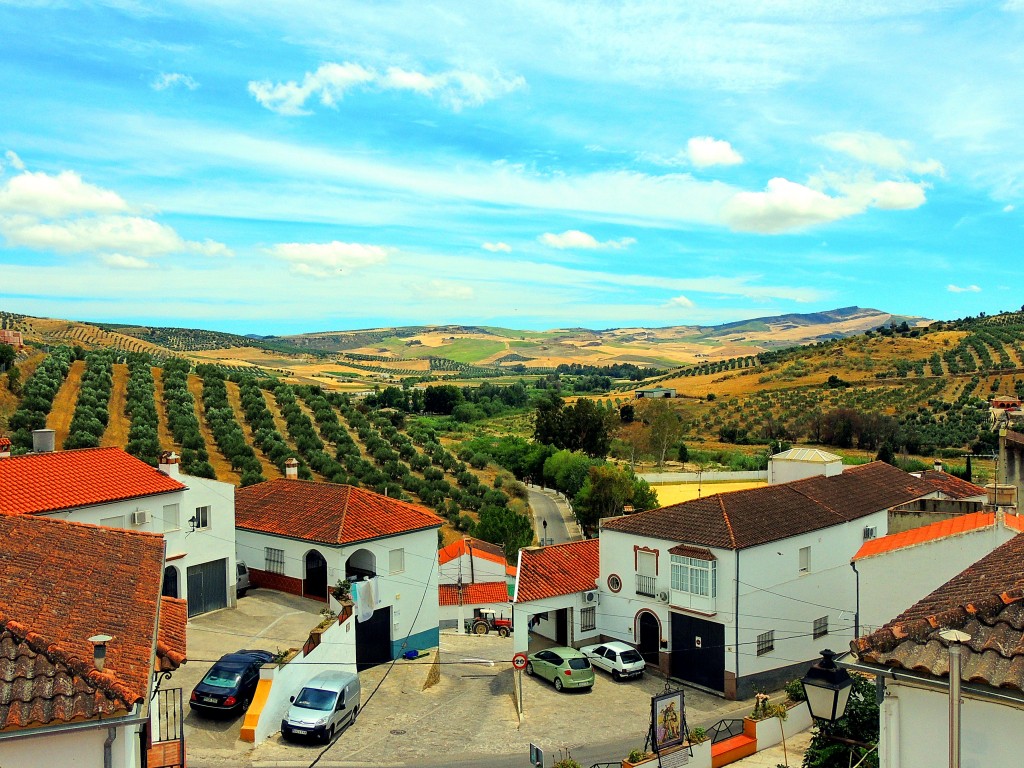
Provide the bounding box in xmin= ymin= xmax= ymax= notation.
xmin=639 ymin=471 xmax=768 ymax=484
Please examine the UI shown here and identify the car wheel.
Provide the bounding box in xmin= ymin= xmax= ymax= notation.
xmin=554 ymin=677 xmax=564 ymax=692
xmin=241 ymin=697 xmax=252 ymax=711
xmin=612 ymin=670 xmax=621 ymax=681
xmin=237 ymin=588 xmax=247 ymax=598
xmin=326 ymin=725 xmax=335 ymax=743
xmin=498 ymin=627 xmax=510 ymax=637
xmin=525 ymin=662 xmax=534 ymax=676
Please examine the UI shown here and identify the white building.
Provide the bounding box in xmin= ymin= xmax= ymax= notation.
xmin=853 ymin=509 xmax=1024 ymax=634
xmin=0 ymin=513 xmax=187 ymax=768
xmin=767 ymin=448 xmax=843 ymax=484
xmin=851 ymin=531 xmax=1024 ymax=768
xmin=235 ymin=477 xmax=443 ymax=667
xmin=596 ymin=462 xmax=935 ymax=699
xmin=438 ymin=537 xmax=513 ymax=628
xmin=0 ymin=440 xmax=237 ymax=617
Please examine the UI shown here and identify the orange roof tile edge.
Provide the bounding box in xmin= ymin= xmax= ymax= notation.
xmin=439 ymin=539 xmax=508 ymax=567
xmin=439 ymin=582 xmax=510 ymax=606
xmin=853 ymin=512 xmax=995 ymax=560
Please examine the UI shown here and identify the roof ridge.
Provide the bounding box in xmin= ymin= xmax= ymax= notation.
xmin=717 ymin=495 xmax=737 ymax=549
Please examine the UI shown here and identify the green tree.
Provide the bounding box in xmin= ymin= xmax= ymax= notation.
xmin=639 ymin=399 xmax=685 ymax=467
xmin=6 ymin=365 xmax=20 ymax=395
xmin=573 ymin=464 xmax=635 ymax=531
xmin=0 ymin=344 xmax=15 ymax=370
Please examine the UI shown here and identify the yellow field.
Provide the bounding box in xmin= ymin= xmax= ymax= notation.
xmin=651 ymin=481 xmax=768 ymax=506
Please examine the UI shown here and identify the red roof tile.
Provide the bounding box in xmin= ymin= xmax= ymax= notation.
xmin=0 ymin=447 xmax=185 ymax=516
xmin=854 ymin=533 xmax=1024 ymax=691
xmin=439 ymin=537 xmax=508 ymax=567
xmin=514 ymin=539 xmax=600 ymax=603
xmin=235 ymin=479 xmax=443 ymax=545
xmin=439 ymin=582 xmax=510 ymax=606
xmin=603 ymin=462 xmax=933 ymax=550
xmin=916 ymin=470 xmax=987 ymax=500
xmin=853 ymin=512 xmax=996 ymax=560
xmin=0 ymin=514 xmax=175 ymax=730
xmin=157 ymin=597 xmax=188 ymax=672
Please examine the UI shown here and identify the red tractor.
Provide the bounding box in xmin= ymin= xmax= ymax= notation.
xmin=466 ymin=608 xmax=513 ymax=637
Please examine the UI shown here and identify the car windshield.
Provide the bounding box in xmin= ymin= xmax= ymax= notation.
xmin=294 ymin=687 xmax=337 ymax=711
xmin=202 ymin=666 xmax=242 ymax=688
xmin=567 ymin=658 xmax=591 ymax=670
xmin=620 ymin=650 xmax=643 ymax=663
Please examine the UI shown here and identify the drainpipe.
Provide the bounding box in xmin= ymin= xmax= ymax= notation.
xmin=103 ymin=727 xmax=116 ymax=768
xmin=850 ymin=560 xmax=860 ymax=640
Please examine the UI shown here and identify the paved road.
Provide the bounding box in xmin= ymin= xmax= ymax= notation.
xmin=526 ymin=486 xmax=579 ymax=544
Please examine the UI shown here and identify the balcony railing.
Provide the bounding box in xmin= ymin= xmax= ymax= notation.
xmin=636 ymin=574 xmax=657 ymax=597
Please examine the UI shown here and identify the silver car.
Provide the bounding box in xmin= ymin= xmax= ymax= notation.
xmin=281 ymin=671 xmax=360 ymax=743
xmin=578 ymin=641 xmax=646 ymax=680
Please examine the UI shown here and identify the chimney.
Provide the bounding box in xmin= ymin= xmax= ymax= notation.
xmin=933 ymin=459 xmax=943 ymax=473
xmin=158 ymin=451 xmax=181 ymax=478
xmin=285 ymin=457 xmax=299 ymax=480
xmin=0 ymin=436 xmax=11 ymax=459
xmin=31 ymin=429 xmax=55 ymax=453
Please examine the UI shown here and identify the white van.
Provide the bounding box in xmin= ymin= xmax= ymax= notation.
xmin=281 ymin=671 xmax=360 ymax=743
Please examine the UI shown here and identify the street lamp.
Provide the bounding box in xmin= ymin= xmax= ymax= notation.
xmin=801 ymin=649 xmax=854 ymax=722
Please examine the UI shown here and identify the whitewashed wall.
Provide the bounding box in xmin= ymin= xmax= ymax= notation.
xmin=881 ymin=682 xmax=1023 ymax=768
xmin=439 ymin=551 xmax=506 ymax=585
xmin=858 ymin=525 xmax=1014 ymax=633
xmin=0 ymin=720 xmax=138 ymax=768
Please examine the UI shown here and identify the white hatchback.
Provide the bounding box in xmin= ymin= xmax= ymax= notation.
xmin=578 ymin=641 xmax=646 ymax=681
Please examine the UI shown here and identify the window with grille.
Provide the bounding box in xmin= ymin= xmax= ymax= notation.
xmin=265 ymin=547 xmax=285 ymax=575
xmin=756 ymin=630 xmax=774 ymax=656
xmin=813 ymin=616 xmax=829 ymax=639
xmin=581 ymin=607 xmax=596 ymax=632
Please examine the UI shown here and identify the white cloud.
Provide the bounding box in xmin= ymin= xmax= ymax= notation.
xmin=152 ymin=72 xmax=199 ymax=91
xmin=0 ymin=170 xmax=127 ymax=217
xmin=3 ymin=151 xmax=25 ymax=171
xmin=722 ymin=178 xmax=861 ymax=233
xmin=270 ymin=240 xmax=390 ymax=276
xmin=862 ymin=180 xmax=927 ymax=210
xmin=417 ymin=279 xmax=474 ymax=301
xmin=539 ymin=230 xmax=636 ymax=249
xmin=0 ymin=214 xmax=189 ymax=255
xmin=482 ymin=241 xmax=512 ymax=252
xmin=249 ymin=62 xmax=524 ymax=115
xmin=687 ymin=136 xmax=743 ymax=168
xmin=1004 ymin=204 xmax=1015 ymax=212
xmin=948 ymin=284 xmax=982 ymax=293
xmin=192 ymin=238 xmax=234 ymax=258
xmin=100 ymin=253 xmax=150 ymax=269
xmin=818 ymin=132 xmax=944 ymax=176
xmin=668 ymin=295 xmax=695 ymax=308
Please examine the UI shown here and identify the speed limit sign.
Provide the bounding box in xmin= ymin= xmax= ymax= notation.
xmin=512 ymin=652 xmax=528 ymax=670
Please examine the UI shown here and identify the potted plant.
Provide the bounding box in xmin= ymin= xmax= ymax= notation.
xmin=622 ymin=748 xmax=653 ymax=767
xmin=331 ymin=578 xmax=351 ymax=602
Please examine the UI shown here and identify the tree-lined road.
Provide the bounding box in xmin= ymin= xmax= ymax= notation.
xmin=527 ymin=486 xmax=581 ymax=545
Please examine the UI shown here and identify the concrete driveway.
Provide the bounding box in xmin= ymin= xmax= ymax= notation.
xmin=168 ymin=588 xmax=324 ymax=765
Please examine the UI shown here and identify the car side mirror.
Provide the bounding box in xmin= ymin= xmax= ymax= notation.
xmin=289 ymin=696 xmax=295 ymax=703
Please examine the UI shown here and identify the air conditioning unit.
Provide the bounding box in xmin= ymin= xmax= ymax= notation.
xmin=583 ymin=590 xmax=600 ymax=605
xmin=657 ymin=590 xmax=670 ymax=603
xmin=131 ymin=510 xmax=151 ymax=526
xmin=863 ymin=525 xmax=878 ymax=541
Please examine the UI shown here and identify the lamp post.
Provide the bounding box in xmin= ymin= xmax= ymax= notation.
xmin=801 ymin=649 xmax=854 ymax=723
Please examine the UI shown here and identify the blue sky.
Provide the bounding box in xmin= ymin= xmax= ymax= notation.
xmin=1 ymin=1 xmax=1022 ymax=335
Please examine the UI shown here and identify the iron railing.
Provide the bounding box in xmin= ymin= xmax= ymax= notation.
xmin=706 ymin=717 xmax=745 ymax=744
xmin=636 ymin=573 xmax=657 ymax=597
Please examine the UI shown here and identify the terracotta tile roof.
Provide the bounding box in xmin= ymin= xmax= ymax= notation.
xmin=439 ymin=582 xmax=510 ymax=606
xmin=514 ymin=539 xmax=599 ymax=603
xmin=157 ymin=597 xmax=188 ymax=672
xmin=603 ymin=462 xmax=933 ymax=550
xmin=916 ymin=470 xmax=987 ymax=500
xmin=853 ymin=512 xmax=996 ymax=561
xmin=438 ymin=537 xmax=508 ymax=567
xmin=853 ymin=533 xmax=1024 ymax=691
xmin=236 ymin=479 xmax=443 ymax=545
xmin=0 ymin=447 xmax=185 ymax=516
xmin=668 ymin=544 xmax=716 ymax=560
xmin=0 ymin=437 xmax=11 ymax=450
xmin=0 ymin=514 xmax=176 ymax=731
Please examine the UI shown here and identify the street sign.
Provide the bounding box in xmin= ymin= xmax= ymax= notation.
xmin=512 ymin=652 xmax=528 ymax=670
xmin=529 ymin=743 xmax=544 ymax=767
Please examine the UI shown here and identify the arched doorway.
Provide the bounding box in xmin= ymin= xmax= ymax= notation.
xmin=637 ymin=610 xmax=661 ymax=665
xmin=345 ymin=548 xmax=376 ymax=580
xmin=162 ymin=566 xmax=179 ymax=599
xmin=304 ymin=550 xmax=328 ymax=600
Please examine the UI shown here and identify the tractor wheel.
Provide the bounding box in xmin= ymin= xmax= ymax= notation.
xmin=498 ymin=626 xmax=510 ymax=638
xmin=473 ymin=621 xmax=489 ymax=635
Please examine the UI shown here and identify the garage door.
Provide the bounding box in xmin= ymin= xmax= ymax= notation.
xmin=186 ymin=559 xmax=228 ymax=617
xmin=356 ymin=606 xmax=392 ymax=670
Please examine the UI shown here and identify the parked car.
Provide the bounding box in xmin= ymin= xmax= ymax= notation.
xmin=281 ymin=671 xmax=361 ymax=743
xmin=579 ymin=641 xmax=646 ymax=680
xmin=236 ymin=560 xmax=250 ymax=598
xmin=525 ymin=647 xmax=595 ymax=691
xmin=189 ymin=649 xmax=273 ymax=717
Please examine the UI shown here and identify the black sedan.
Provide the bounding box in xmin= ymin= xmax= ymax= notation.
xmin=189 ymin=649 xmax=274 ymax=717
